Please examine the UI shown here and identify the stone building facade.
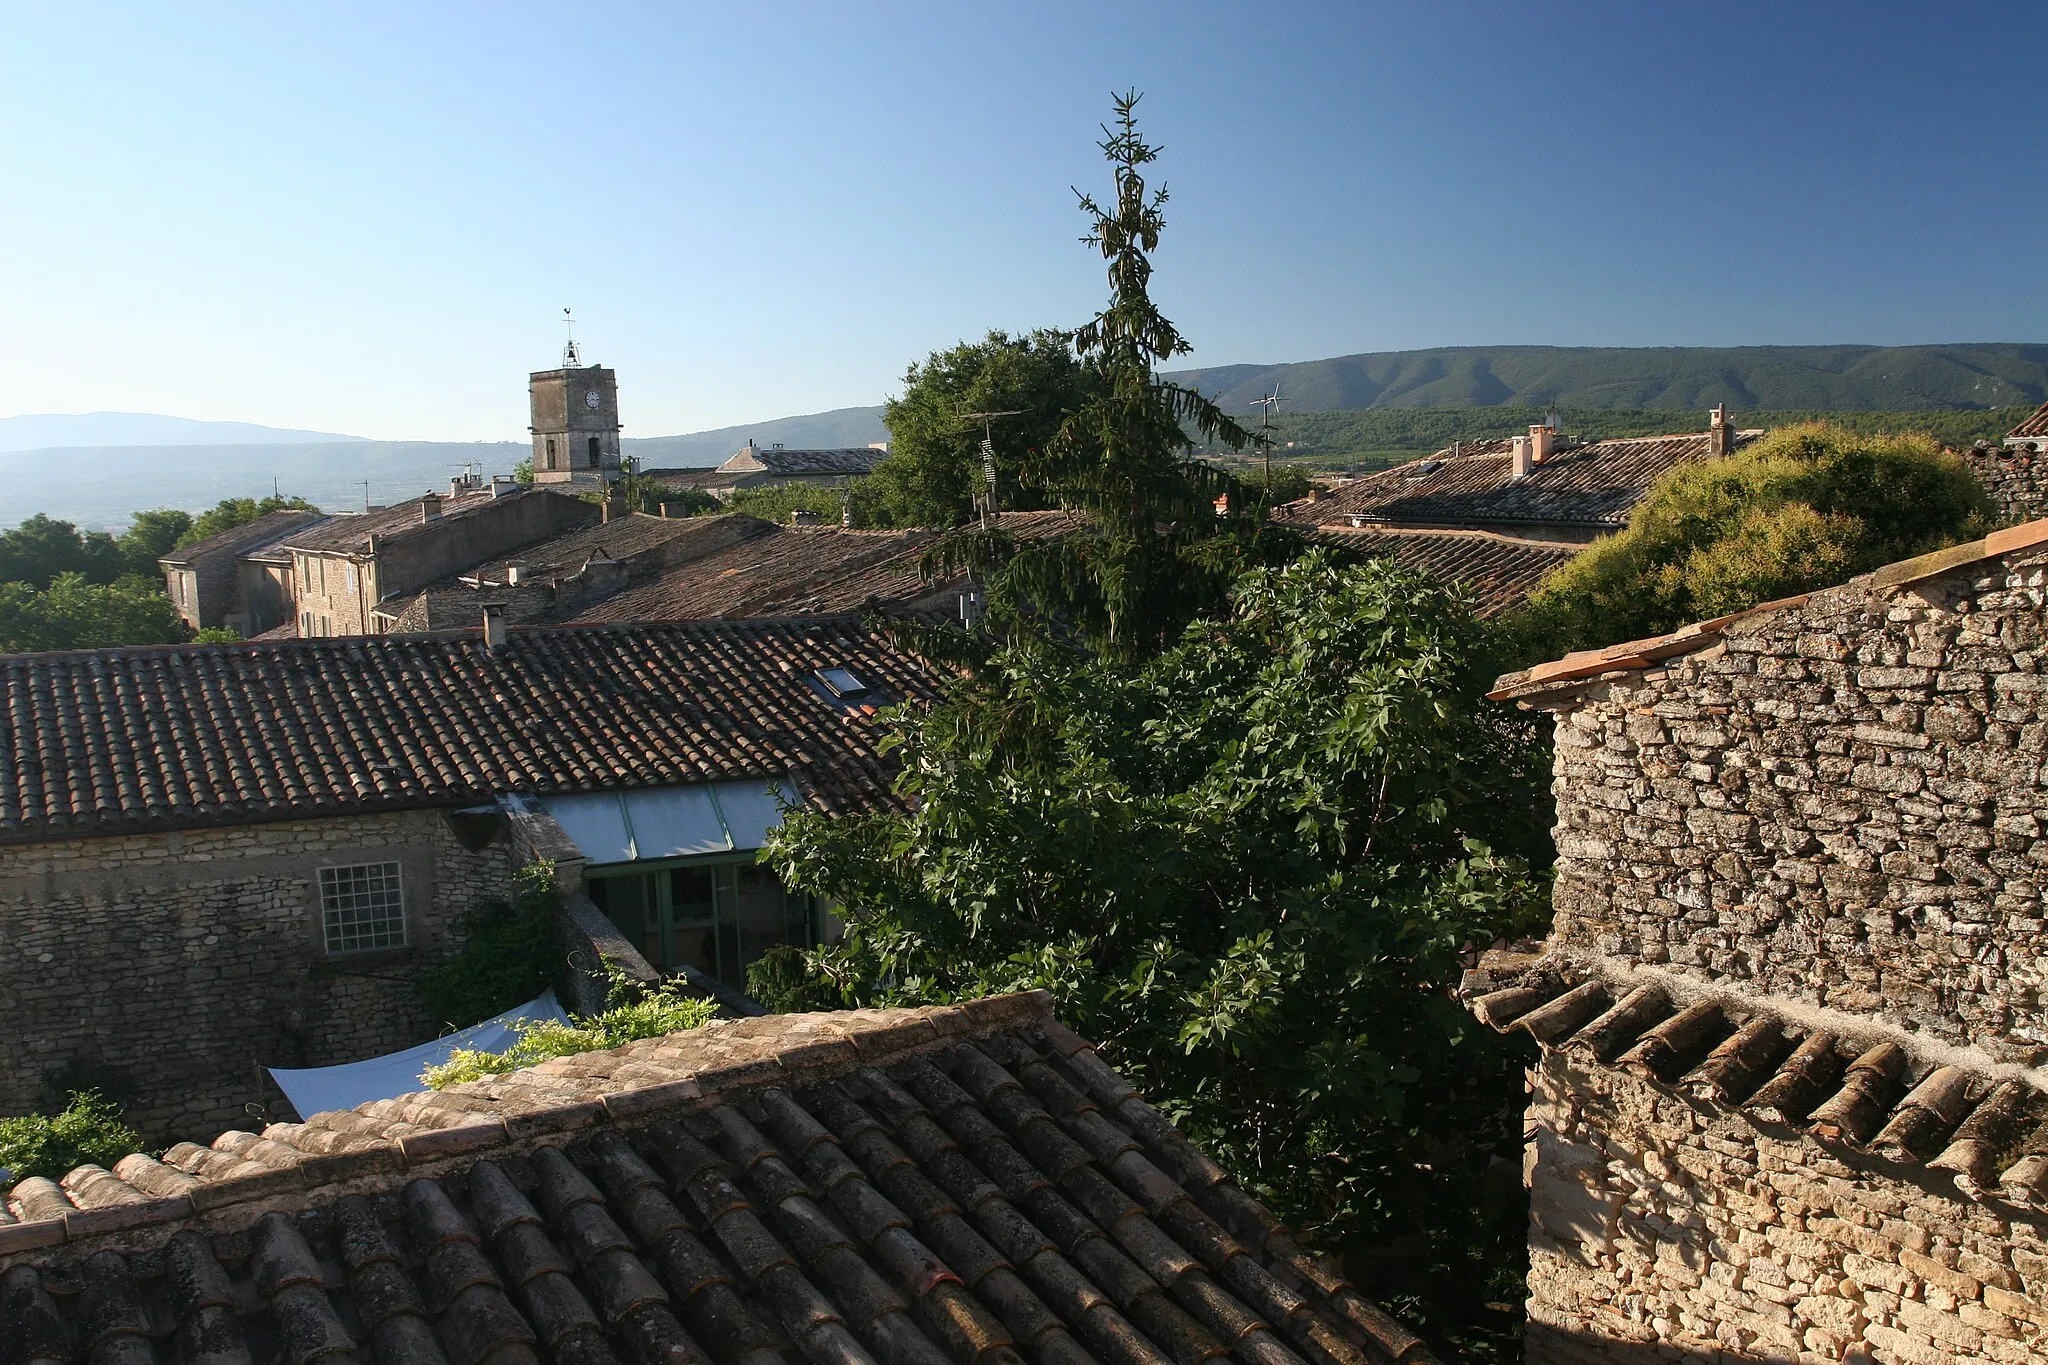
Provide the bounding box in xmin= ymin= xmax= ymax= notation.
xmin=281 ymin=484 xmax=593 ymax=636
xmin=156 ymin=508 xmax=324 ymax=634
xmin=1477 ymin=521 xmax=2048 ymax=1363
xmin=0 ymin=808 xmax=510 ymax=1140
xmin=0 ymin=618 xmax=937 ymax=1143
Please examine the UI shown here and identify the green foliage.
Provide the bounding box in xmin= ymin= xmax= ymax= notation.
xmin=513 ymin=457 xmax=536 ymax=485
xmin=723 ymin=481 xmax=875 ymax=527
xmin=1507 ymin=422 xmax=1993 ymax=659
xmin=0 ymin=573 xmax=189 ymax=653
xmin=174 ymin=494 xmax=317 ymax=549
xmin=422 ymin=967 xmax=718 ymax=1088
xmin=876 ymin=330 xmax=1103 ymax=527
xmin=763 ymin=551 xmax=1549 ymax=1355
xmin=932 ymin=93 xmax=1292 ymax=661
xmin=0 ymin=514 xmax=125 ymax=588
xmin=0 ymin=1092 xmax=143 ymax=1182
xmin=745 ymin=942 xmax=848 ymax=1013
xmin=193 ymin=626 xmax=242 ymax=644
xmin=658 ymin=488 xmax=725 ymax=518
xmin=116 ymin=508 xmax=194 ymax=575
xmin=418 ymin=861 xmax=563 ymax=1029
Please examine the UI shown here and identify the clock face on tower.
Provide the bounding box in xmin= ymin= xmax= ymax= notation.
xmin=584 ymin=390 xmax=600 ymax=409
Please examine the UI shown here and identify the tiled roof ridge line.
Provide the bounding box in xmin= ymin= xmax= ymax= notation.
xmin=1460 ymin=953 xmax=2048 ymax=1212
xmin=0 ymin=993 xmax=1055 ymax=1266
xmin=1313 ymin=524 xmax=1584 ymax=550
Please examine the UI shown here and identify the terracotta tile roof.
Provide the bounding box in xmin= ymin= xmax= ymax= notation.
xmin=1301 ymin=430 xmax=1760 ymax=533
xmin=721 ymin=447 xmax=887 ymax=477
xmin=2009 ymin=400 xmax=2048 ymax=441
xmin=0 ymin=617 xmax=940 ymax=840
xmin=278 ymin=488 xmax=593 ymax=555
xmin=1310 ymin=526 xmax=1579 ymax=617
xmin=0 ymin=994 xmax=1438 ymax=1365
xmin=578 ymin=513 xmax=1078 ymax=625
xmin=385 ymin=513 xmax=779 ymax=632
xmin=1488 ymin=517 xmax=2048 ymax=703
xmin=1461 ymin=955 xmax=2047 ymax=1211
xmin=156 ymin=509 xmax=327 ymax=567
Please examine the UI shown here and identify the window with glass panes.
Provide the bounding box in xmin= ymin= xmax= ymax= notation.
xmin=586 ymin=860 xmax=818 ymax=986
xmin=318 ymin=862 xmax=407 ymax=953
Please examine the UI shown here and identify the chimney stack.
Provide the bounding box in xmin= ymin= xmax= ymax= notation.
xmin=1511 ymin=434 xmax=1534 ymax=480
xmin=1528 ymin=424 xmax=1556 ymax=466
xmin=481 ymin=603 xmax=508 ymax=650
xmin=1709 ymin=405 xmax=1734 ymax=456
xmin=420 ymin=492 xmax=442 ymax=524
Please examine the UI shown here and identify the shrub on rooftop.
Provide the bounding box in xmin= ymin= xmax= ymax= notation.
xmin=1503 ymin=421 xmax=1992 ymax=661
xmin=0 ymin=1091 xmax=143 ymax=1183
xmin=420 ymin=964 xmax=718 ymax=1088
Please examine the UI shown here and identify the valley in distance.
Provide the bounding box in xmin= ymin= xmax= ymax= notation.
xmin=7 ymin=341 xmax=2044 ymax=529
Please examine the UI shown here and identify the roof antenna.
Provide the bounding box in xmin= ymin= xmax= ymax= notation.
xmin=562 ymin=307 xmax=581 ymax=368
xmin=1249 ymin=385 xmax=1282 ymax=506
xmin=958 ymin=409 xmax=1028 ymax=530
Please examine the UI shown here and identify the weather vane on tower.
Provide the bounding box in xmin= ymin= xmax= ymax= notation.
xmin=562 ymin=307 xmax=581 ymax=368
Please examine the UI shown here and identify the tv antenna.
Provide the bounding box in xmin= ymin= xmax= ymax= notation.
xmin=562 ymin=307 xmax=581 ymax=367
xmin=1249 ymin=385 xmax=1282 ymax=503
xmin=957 ymin=409 xmax=1028 ymax=529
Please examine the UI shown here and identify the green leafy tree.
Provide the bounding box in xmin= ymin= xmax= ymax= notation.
xmin=940 ymin=93 xmax=1289 ymax=660
xmin=513 ymin=457 xmax=536 ymax=485
xmin=0 ymin=573 xmax=189 ymax=653
xmin=115 ymin=508 xmax=194 ymax=577
xmin=724 ymin=481 xmax=877 ymax=527
xmin=0 ymin=1092 xmax=142 ymax=1182
xmin=1508 ymin=422 xmax=1993 ymax=659
xmin=174 ymin=494 xmax=318 ymax=550
xmin=0 ymin=514 xmax=124 ymax=588
xmin=875 ymin=330 xmax=1103 ymax=527
xmin=763 ymin=551 xmax=1549 ymax=1357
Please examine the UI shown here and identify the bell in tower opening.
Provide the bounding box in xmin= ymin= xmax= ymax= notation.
xmin=528 ymin=325 xmax=622 ymax=487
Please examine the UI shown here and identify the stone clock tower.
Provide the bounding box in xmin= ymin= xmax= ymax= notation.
xmin=528 ymin=341 xmax=622 ymax=486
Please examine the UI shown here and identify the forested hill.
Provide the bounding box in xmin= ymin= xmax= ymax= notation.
xmin=1166 ymin=344 xmax=2048 ymax=413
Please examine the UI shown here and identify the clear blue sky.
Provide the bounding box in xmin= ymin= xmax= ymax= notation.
xmin=3 ymin=1 xmax=2042 ymax=441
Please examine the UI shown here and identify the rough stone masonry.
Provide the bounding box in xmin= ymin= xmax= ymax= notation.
xmin=1486 ymin=527 xmax=2048 ymax=1364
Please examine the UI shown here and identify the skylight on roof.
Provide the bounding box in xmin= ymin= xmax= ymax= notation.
xmin=815 ymin=666 xmax=869 ymax=698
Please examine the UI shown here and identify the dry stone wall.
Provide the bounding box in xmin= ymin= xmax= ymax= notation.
xmin=1525 ymin=1056 xmax=2048 ymax=1365
xmin=0 ymin=808 xmax=514 ymax=1140
xmin=1547 ymin=550 xmax=2048 ymax=1064
xmin=1962 ymin=446 xmax=2048 ymax=528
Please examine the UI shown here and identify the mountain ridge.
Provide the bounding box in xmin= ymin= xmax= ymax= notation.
xmin=0 ymin=412 xmax=371 ymax=453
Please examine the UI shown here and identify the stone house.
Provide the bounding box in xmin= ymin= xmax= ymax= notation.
xmin=1476 ymin=519 xmax=2048 ymax=1363
xmin=0 ymin=991 xmax=1441 ymax=1365
xmin=155 ymin=507 xmax=325 ymax=635
xmin=1960 ymin=400 xmax=2048 ymax=527
xmin=0 ymin=615 xmax=938 ymax=1142
xmin=278 ymin=482 xmax=594 ymax=637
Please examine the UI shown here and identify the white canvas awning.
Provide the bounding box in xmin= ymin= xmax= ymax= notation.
xmin=540 ymin=779 xmax=797 ymax=866
xmin=269 ymin=990 xmax=571 ymax=1119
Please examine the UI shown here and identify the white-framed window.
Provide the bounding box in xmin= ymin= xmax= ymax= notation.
xmin=318 ymin=861 xmax=407 ymax=953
